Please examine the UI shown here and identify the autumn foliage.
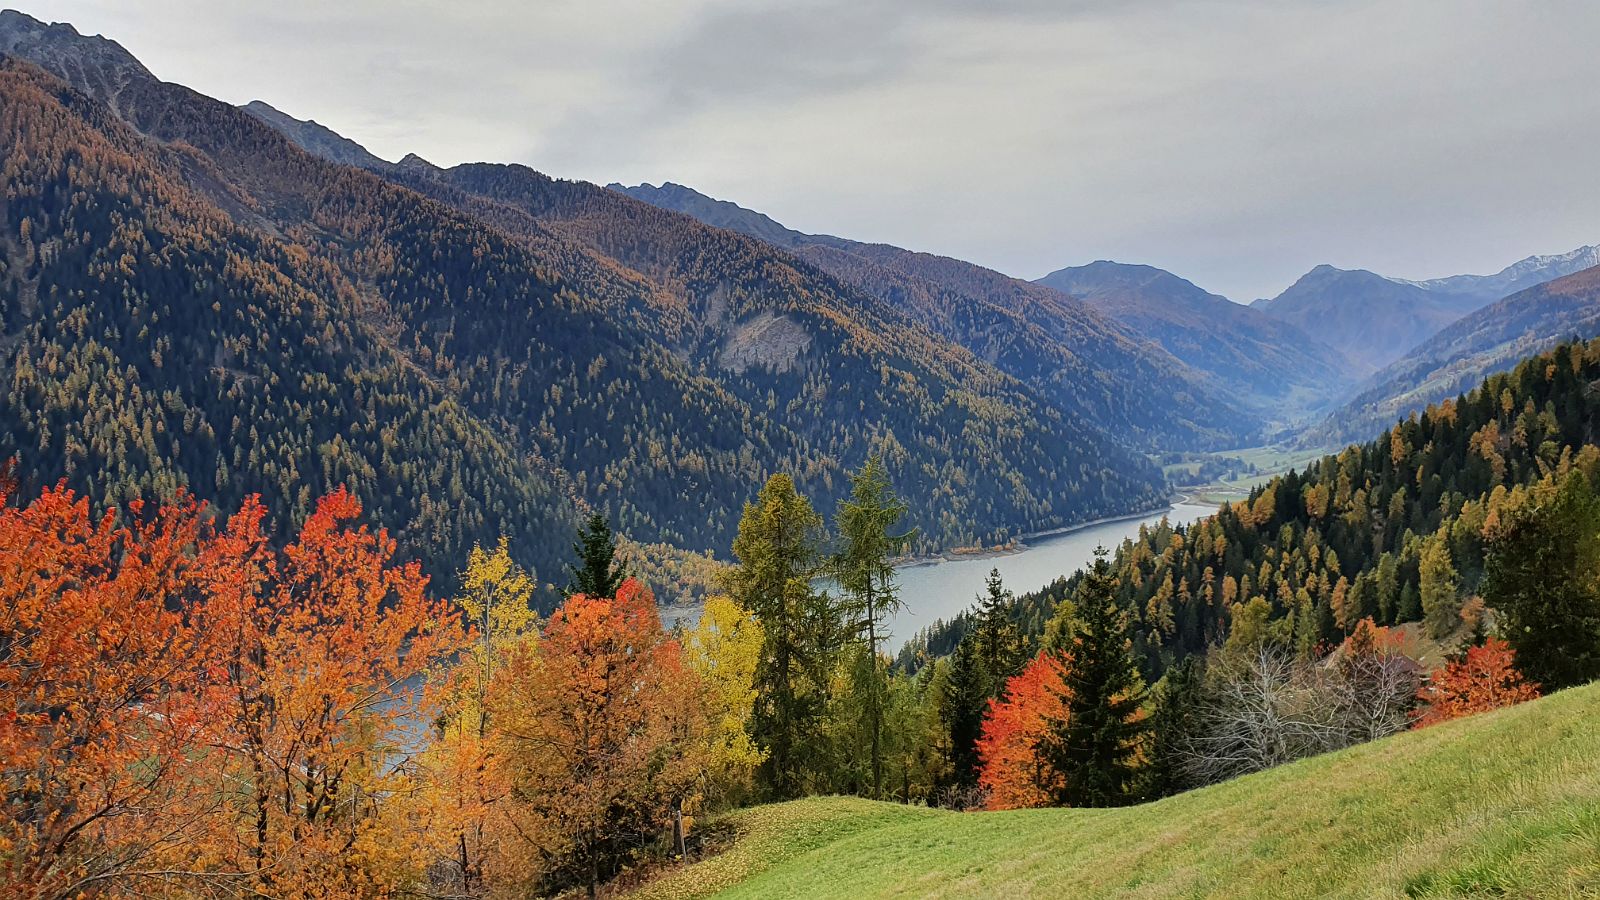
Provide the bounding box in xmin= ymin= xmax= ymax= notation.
xmin=0 ymin=479 xmax=466 ymax=898
xmin=0 ymin=482 xmax=209 ymax=896
xmin=1414 ymin=638 xmax=1541 ymax=728
xmin=487 ymin=578 xmax=707 ymax=894
xmin=976 ymin=653 xmax=1070 ymax=810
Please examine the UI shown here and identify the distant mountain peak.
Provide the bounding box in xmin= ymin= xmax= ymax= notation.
xmin=610 ymin=181 xmax=812 ymax=249
xmin=396 ymin=152 xmax=437 ymax=171
xmin=0 ymin=9 xmax=155 ymax=111
xmin=1405 ymin=244 xmax=1600 ymax=300
xmin=239 ymin=99 xmax=391 ymax=170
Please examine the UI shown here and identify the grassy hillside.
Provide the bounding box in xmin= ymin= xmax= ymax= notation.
xmin=636 ymin=683 xmax=1600 ymax=899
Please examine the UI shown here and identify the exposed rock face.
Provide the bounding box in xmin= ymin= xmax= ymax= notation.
xmin=241 ymin=100 xmax=392 ymax=170
xmin=0 ymin=10 xmax=152 ymax=116
xmin=718 ymin=312 xmax=811 ymax=374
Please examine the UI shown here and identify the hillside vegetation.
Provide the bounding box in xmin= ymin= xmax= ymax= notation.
xmin=909 ymin=337 xmax=1600 ymax=680
xmin=0 ymin=14 xmax=1181 ymax=596
xmin=636 ymin=681 xmax=1600 ymax=899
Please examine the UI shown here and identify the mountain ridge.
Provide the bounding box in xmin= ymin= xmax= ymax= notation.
xmin=1310 ymin=263 xmax=1600 ymax=444
xmin=1035 ymin=259 xmax=1359 ymax=419
xmin=607 ymin=180 xmax=1260 ymax=448
xmin=0 ymin=10 xmax=1190 ymax=591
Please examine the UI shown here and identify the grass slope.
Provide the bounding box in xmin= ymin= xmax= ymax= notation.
xmin=635 ymin=684 xmax=1600 ymax=899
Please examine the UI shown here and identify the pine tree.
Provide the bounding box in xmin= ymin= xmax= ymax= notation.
xmin=722 ymin=474 xmax=832 ymax=800
xmin=832 ymin=455 xmax=913 ymax=798
xmin=1043 ymin=547 xmax=1146 ymax=807
xmin=564 ymin=512 xmax=626 ymax=599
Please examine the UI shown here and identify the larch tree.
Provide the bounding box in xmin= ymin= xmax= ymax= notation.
xmin=976 ymin=652 xmax=1070 ymax=810
xmin=721 ymin=474 xmax=832 ymax=800
xmin=1042 ymin=548 xmax=1147 ymax=807
xmin=831 ymin=455 xmax=913 ymax=798
xmin=1419 ymin=532 xmax=1461 ymax=639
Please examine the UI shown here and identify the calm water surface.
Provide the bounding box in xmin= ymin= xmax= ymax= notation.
xmin=883 ymin=501 xmax=1214 ymax=648
xmin=664 ymin=500 xmax=1215 ymax=650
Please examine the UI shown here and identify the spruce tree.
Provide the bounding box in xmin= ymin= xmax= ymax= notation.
xmin=1142 ymin=655 xmax=1205 ymax=799
xmin=974 ymin=568 xmax=1021 ymax=694
xmin=941 ymin=633 xmax=989 ymax=794
xmin=832 ymin=455 xmax=913 ymax=798
xmin=1044 ymin=547 xmax=1146 ymax=807
xmin=722 ymin=474 xmax=831 ymax=800
xmin=564 ymin=512 xmax=626 ymax=599
xmin=1483 ymin=470 xmax=1600 ymax=690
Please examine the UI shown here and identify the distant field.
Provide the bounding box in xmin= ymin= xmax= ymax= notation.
xmin=1167 ymin=445 xmax=1336 ymax=506
xmin=632 ymin=682 xmax=1600 ymax=899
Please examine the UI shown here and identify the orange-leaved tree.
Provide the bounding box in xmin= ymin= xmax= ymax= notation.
xmin=416 ymin=536 xmax=540 ymax=896
xmin=976 ymin=652 xmax=1070 ymax=811
xmin=1413 ymin=636 xmax=1540 ymax=728
xmin=487 ymin=578 xmax=707 ymax=897
xmin=187 ymin=488 xmax=465 ymax=896
xmin=0 ymin=481 xmax=211 ymax=898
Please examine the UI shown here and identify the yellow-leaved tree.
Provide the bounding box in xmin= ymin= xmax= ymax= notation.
xmin=687 ymin=594 xmax=767 ymax=806
xmin=420 ymin=537 xmax=540 ymax=895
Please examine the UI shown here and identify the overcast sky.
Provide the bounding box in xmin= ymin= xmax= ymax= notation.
xmin=21 ymin=0 xmax=1600 ymax=301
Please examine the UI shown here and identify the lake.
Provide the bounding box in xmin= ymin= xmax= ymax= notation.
xmin=663 ymin=499 xmax=1216 ymax=651
xmin=883 ymin=500 xmax=1215 ymax=648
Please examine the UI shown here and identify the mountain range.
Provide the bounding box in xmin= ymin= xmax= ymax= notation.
xmin=0 ymin=10 xmax=1251 ymax=594
xmin=1311 ymin=263 xmax=1600 ymax=444
xmin=2 ymin=8 xmax=1597 ymax=596
xmin=606 ymin=181 xmax=1256 ymax=449
xmin=1034 ymin=260 xmax=1355 ymax=420
xmin=1250 ymin=249 xmax=1600 ymax=374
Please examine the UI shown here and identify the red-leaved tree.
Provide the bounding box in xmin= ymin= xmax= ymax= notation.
xmin=1413 ymin=637 xmax=1540 ymax=728
xmin=976 ymin=652 xmax=1070 ymax=811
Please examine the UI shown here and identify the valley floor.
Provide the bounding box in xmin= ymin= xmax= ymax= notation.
xmin=632 ymin=683 xmax=1600 ymax=899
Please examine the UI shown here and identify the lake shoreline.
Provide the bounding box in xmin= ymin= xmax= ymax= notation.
xmin=658 ymin=494 xmax=1219 ymax=629
xmin=893 ymin=493 xmax=1212 ymax=570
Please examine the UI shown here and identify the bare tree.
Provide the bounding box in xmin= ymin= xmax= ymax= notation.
xmin=1182 ymin=640 xmax=1421 ymax=787
xmin=1325 ymin=637 xmax=1421 ymax=744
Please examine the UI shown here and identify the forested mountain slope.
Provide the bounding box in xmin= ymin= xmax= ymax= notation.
xmin=0 ymin=11 xmax=1176 ymax=592
xmin=607 ymin=181 xmax=1257 ymax=449
xmin=1312 ymin=264 xmax=1600 ymax=445
xmin=1036 ymin=260 xmax=1357 ymax=418
xmin=907 ymin=339 xmax=1600 ymax=679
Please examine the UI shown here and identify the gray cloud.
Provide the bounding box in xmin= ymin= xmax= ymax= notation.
xmin=21 ymin=0 xmax=1600 ymax=300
